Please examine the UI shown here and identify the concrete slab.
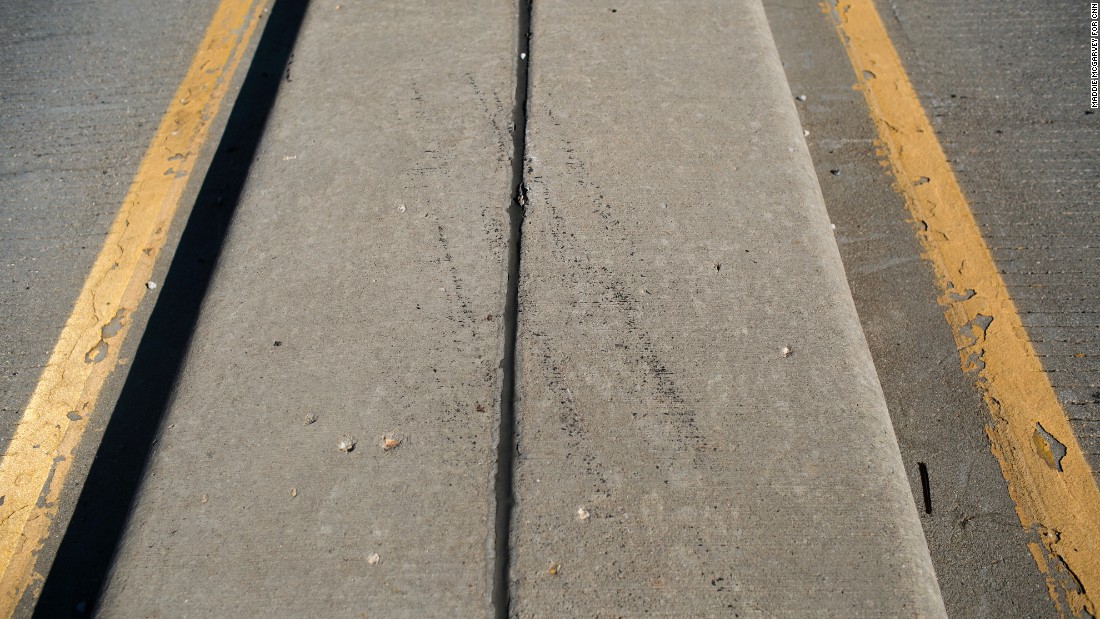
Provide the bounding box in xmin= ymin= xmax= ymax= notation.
xmin=509 ymin=0 xmax=946 ymax=616
xmin=94 ymin=1 xmax=517 ymax=616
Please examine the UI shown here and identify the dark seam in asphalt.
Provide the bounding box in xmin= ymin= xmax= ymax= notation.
xmin=493 ymin=0 xmax=532 ymax=616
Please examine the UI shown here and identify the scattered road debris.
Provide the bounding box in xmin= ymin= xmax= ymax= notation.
xmin=381 ymin=434 xmax=402 ymax=451
xmin=338 ymin=435 xmax=356 ymax=453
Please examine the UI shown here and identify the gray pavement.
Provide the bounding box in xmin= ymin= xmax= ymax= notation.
xmin=762 ymin=1 xmax=1057 ymax=615
xmin=0 ymin=2 xmax=272 ymax=612
xmin=0 ymin=0 xmax=223 ymax=456
xmin=872 ymin=0 xmax=1100 ymax=480
xmin=2 ymin=0 xmax=1093 ymax=616
xmin=90 ymin=1 xmax=518 ymax=616
xmin=509 ymin=0 xmax=943 ymax=615
xmin=47 ymin=0 xmax=947 ymax=615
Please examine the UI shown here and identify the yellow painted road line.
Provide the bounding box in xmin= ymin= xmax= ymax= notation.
xmin=0 ymin=0 xmax=269 ymax=612
xmin=825 ymin=1 xmax=1100 ymax=616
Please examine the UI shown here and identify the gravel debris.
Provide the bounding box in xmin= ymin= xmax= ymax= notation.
xmin=382 ymin=434 xmax=402 ymax=451
xmin=338 ymin=435 xmax=356 ymax=452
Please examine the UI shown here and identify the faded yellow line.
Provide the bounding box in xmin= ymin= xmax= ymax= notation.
xmin=0 ymin=0 xmax=269 ymax=612
xmin=825 ymin=1 xmax=1100 ymax=616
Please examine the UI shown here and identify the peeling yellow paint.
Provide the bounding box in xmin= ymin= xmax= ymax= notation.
xmin=0 ymin=0 xmax=269 ymax=613
xmin=1034 ymin=432 xmax=1060 ymax=470
xmin=826 ymin=1 xmax=1100 ymax=616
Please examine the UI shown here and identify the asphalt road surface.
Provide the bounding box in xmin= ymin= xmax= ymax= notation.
xmin=1 ymin=0 xmax=224 ymax=452
xmin=765 ymin=0 xmax=1098 ymax=616
xmin=1 ymin=0 xmax=1097 ymax=616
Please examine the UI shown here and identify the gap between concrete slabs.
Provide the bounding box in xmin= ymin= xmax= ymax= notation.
xmin=493 ymin=0 xmax=533 ymax=615
xmin=507 ymin=0 xmax=946 ymax=616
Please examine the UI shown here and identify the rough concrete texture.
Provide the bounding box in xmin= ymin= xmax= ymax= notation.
xmin=762 ymin=1 xmax=1057 ymax=615
xmin=96 ymin=2 xmax=516 ymax=616
xmin=871 ymin=0 xmax=1100 ymax=487
xmin=510 ymin=1 xmax=946 ymax=616
xmin=0 ymin=0 xmax=222 ymax=453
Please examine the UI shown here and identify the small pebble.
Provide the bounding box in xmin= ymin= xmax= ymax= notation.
xmin=796 ymin=94 xmax=807 ymax=101
xmin=782 ymin=346 xmax=793 ymax=358
xmin=367 ymin=553 xmax=381 ymax=565
xmin=290 ymin=487 xmax=298 ymax=498
xmin=397 ymin=205 xmax=406 ymax=213
xmin=830 ymin=169 xmax=841 ymax=176
xmin=338 ymin=435 xmax=356 ymax=452
xmin=200 ymin=493 xmax=209 ymax=504
xmin=145 ymin=281 xmax=157 ymax=290
xmin=382 ymin=435 xmax=402 ymax=451
xmin=577 ymin=506 xmax=590 ymax=522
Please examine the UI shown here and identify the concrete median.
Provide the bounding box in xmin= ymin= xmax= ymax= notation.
xmin=67 ymin=0 xmax=945 ymax=616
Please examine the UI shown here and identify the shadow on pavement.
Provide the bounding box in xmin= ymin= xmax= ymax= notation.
xmin=33 ymin=0 xmax=310 ymax=615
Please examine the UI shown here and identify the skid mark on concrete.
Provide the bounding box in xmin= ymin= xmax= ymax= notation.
xmin=523 ymin=137 xmax=709 ymax=470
